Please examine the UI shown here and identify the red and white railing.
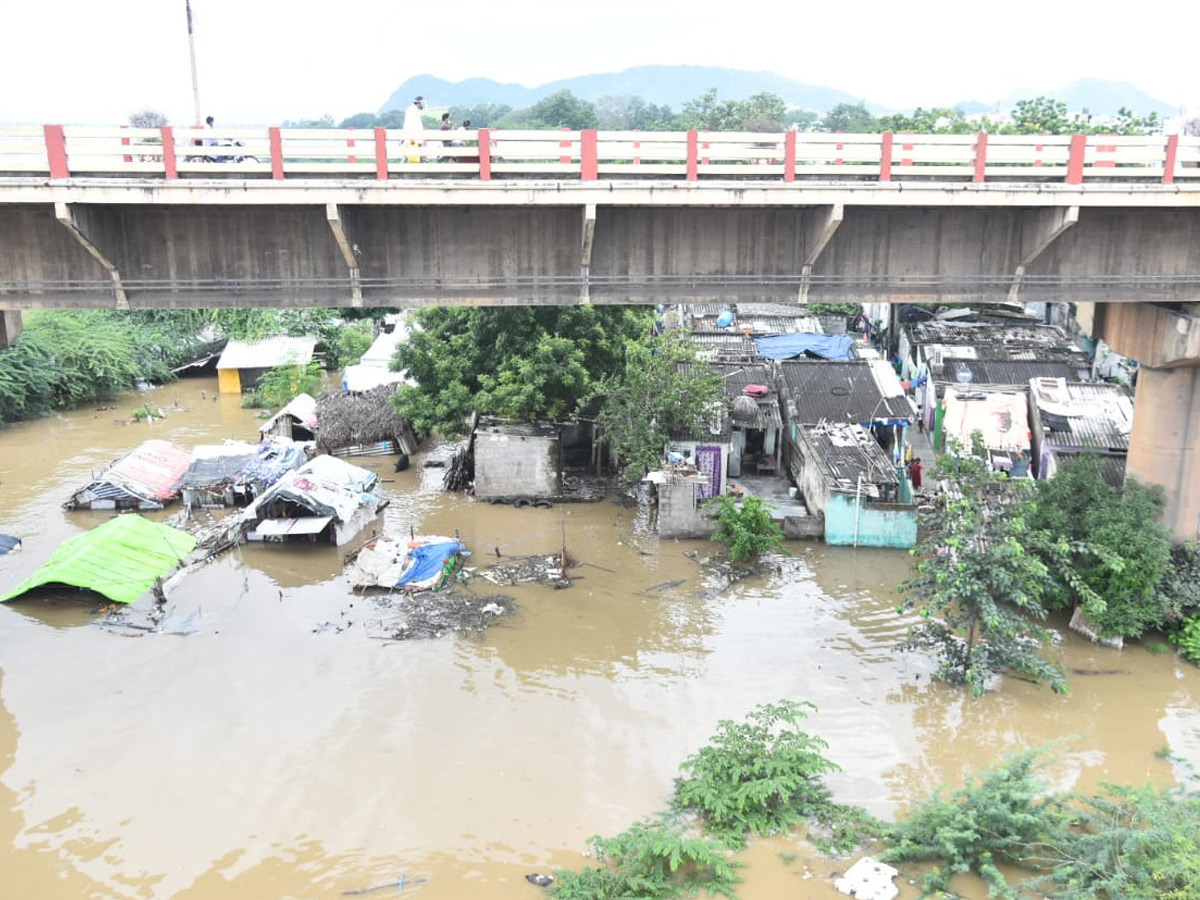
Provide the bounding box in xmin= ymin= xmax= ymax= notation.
xmin=2 ymin=125 xmax=1198 ymax=184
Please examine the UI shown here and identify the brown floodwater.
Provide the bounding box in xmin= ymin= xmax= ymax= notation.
xmin=1 ymin=376 xmax=1198 ymax=900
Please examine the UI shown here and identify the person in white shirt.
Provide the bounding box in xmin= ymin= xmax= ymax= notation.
xmin=403 ymin=96 xmax=425 ymax=162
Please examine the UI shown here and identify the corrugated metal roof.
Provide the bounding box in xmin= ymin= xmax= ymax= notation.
xmin=675 ymin=362 xmax=783 ymax=430
xmin=908 ymin=321 xmax=1072 ymax=350
xmin=1053 ymin=451 xmax=1127 ymax=487
xmin=778 ymin=360 xmax=916 ymax=424
xmin=217 ymin=336 xmax=316 ymax=370
xmin=796 ymin=423 xmax=899 ymax=487
xmin=937 ymin=359 xmax=1086 ymax=386
xmin=258 ymin=393 xmax=318 ymax=434
xmin=1030 ymin=379 xmax=1133 ymax=452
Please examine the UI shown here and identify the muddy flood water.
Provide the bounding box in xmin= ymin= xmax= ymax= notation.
xmin=1 ymin=376 xmax=1199 ymax=900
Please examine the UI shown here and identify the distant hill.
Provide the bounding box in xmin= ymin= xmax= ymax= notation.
xmin=380 ymin=66 xmax=875 ymax=115
xmin=379 ymin=68 xmax=1180 ymax=121
xmin=994 ymin=78 xmax=1178 ymax=117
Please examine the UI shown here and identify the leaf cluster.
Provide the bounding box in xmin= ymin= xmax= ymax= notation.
xmin=391 ymin=306 xmax=652 ymax=438
xmin=1027 ymin=783 xmax=1200 ymax=900
xmin=898 ymin=454 xmax=1069 ymax=696
xmin=705 ymin=494 xmax=787 ymax=563
xmin=880 ymin=748 xmax=1070 ymax=899
xmin=589 ymin=332 xmax=725 ymax=481
xmin=245 ymin=360 xmax=323 ymax=410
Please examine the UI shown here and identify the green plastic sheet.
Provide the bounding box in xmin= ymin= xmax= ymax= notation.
xmin=1 ymin=515 xmax=197 ymax=605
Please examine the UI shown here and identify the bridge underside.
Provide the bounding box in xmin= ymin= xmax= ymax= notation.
xmin=2 ymin=200 xmax=1199 ymax=309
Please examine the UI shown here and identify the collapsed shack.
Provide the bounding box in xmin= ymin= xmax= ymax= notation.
xmin=180 ymin=439 xmax=307 ymax=510
xmin=316 ymin=385 xmax=419 ymax=459
xmin=259 ymin=393 xmax=318 ymax=442
xmin=477 ymin=551 xmax=576 ymax=589
xmin=244 ymin=454 xmax=385 ymax=546
xmin=349 ymin=535 xmax=466 ymax=592
xmin=64 ymin=439 xmax=193 ymax=511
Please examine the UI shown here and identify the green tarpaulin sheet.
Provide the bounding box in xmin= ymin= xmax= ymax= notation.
xmin=1 ymin=515 xmax=197 ymax=605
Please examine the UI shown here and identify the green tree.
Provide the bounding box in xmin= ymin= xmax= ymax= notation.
xmin=1005 ymin=96 xmax=1072 ymax=134
xmin=330 ymin=320 xmax=374 ymax=369
xmin=822 ymin=101 xmax=877 ymax=132
xmin=589 ymin=333 xmax=724 ymax=480
xmin=1031 ymin=455 xmax=1173 ymax=638
xmin=498 ymin=90 xmax=599 ymax=129
xmin=339 ymin=112 xmax=379 ymax=129
xmin=706 ymin=494 xmax=787 ymax=562
xmin=595 ymin=95 xmax=679 ymax=131
xmin=392 ymin=306 xmax=652 ymax=437
xmin=447 ymin=102 xmax=512 ymax=128
xmin=877 ymin=106 xmax=977 ymax=134
xmin=897 ymin=454 xmax=1070 ymax=696
xmin=246 ymin=360 xmax=323 ymax=409
xmin=679 ymin=88 xmax=749 ymax=131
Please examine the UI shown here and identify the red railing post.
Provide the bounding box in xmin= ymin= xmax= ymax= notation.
xmin=835 ymin=134 xmax=845 ymax=166
xmin=559 ymin=127 xmax=571 ymax=164
xmin=784 ymin=130 xmax=797 ymax=182
xmin=478 ymin=128 xmax=492 ymax=181
xmin=633 ymin=129 xmax=641 ymax=165
xmin=161 ymin=126 xmax=178 ymax=179
xmin=973 ymin=132 xmax=988 ymax=183
xmin=701 ymin=130 xmax=710 ymax=165
xmin=1066 ymin=133 xmax=1087 ymax=184
xmin=1094 ymin=135 xmax=1116 ymax=168
xmin=900 ymin=132 xmax=914 ymax=167
xmin=581 ymin=129 xmax=598 ymax=180
xmin=686 ymin=130 xmax=699 ymax=180
xmin=269 ymin=127 xmax=284 ymax=179
xmin=121 ymin=125 xmax=132 ymax=163
xmin=879 ymin=132 xmax=893 ymax=182
xmin=347 ymin=127 xmax=357 ymax=164
xmin=374 ymin=127 xmax=388 ymax=179
xmin=1164 ymin=134 xmax=1180 ymax=184
xmin=43 ymin=124 xmax=68 ymax=178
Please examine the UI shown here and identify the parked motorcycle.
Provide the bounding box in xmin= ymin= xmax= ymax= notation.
xmin=185 ymin=139 xmax=258 ymax=164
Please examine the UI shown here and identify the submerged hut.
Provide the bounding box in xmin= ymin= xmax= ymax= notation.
xmin=180 ymin=439 xmax=307 ymax=509
xmin=315 ymin=385 xmax=419 ymax=459
xmin=64 ymin=439 xmax=193 ymax=511
xmin=243 ymin=454 xmax=385 ymax=546
xmin=258 ymin=393 xmax=318 ymax=442
xmin=216 ymin=336 xmax=316 ymax=395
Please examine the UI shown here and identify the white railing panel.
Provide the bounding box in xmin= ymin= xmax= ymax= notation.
xmin=595 ymin=164 xmax=688 ymax=176
xmin=891 ymin=165 xmax=977 ymax=178
xmin=982 ymin=165 xmax=1070 ymax=177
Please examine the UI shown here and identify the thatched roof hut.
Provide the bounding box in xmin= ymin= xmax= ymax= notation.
xmin=316 ymin=385 xmax=419 ymax=457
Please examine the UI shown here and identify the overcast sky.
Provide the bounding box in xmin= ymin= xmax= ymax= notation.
xmin=2 ymin=0 xmax=1195 ymax=126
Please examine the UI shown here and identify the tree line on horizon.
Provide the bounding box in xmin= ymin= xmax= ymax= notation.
xmin=269 ymin=89 xmax=1167 ymax=136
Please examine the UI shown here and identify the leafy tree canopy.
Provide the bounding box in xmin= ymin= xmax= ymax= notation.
xmin=897 ymin=453 xmax=1073 ymax=696
xmin=391 ymin=306 xmax=652 ymax=437
xmin=589 ymin=332 xmax=725 ymax=481
xmin=497 ymin=90 xmax=599 ymax=129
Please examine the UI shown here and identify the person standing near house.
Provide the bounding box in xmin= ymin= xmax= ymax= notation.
xmin=403 ymin=96 xmax=425 ymax=162
xmin=909 ymin=457 xmax=923 ymax=490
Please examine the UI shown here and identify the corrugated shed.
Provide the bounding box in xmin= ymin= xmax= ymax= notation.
xmin=1031 ymin=379 xmax=1133 ymax=452
xmin=250 ymin=455 xmax=379 ymax=524
xmin=1 ymin=515 xmax=196 ymax=605
xmin=797 ymin=423 xmax=899 ymax=488
xmin=778 ymin=360 xmax=916 ymax=424
xmin=217 ymin=336 xmax=316 ymax=370
xmin=909 ymin=321 xmax=1072 ymax=350
xmin=942 ymin=387 xmax=1030 ymax=452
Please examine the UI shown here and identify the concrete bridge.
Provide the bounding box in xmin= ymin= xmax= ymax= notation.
xmin=4 ymin=123 xmax=1200 ymax=538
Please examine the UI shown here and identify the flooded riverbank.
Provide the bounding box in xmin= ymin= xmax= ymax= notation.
xmin=1 ymin=376 xmax=1198 ymax=899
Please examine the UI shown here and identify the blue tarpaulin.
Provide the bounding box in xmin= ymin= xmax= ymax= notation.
xmin=753 ymin=333 xmax=856 ymax=361
xmin=396 ymin=541 xmax=463 ymax=586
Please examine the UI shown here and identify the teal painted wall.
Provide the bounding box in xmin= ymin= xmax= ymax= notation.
xmin=825 ymin=493 xmax=917 ymax=549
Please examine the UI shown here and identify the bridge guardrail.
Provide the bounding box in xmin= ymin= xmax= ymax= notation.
xmin=3 ymin=124 xmax=1197 ymax=185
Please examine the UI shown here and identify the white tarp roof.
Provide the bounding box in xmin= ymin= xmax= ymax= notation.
xmin=258 ymin=393 xmax=318 ymax=434
xmin=251 ymin=516 xmax=333 ymax=537
xmin=248 ymin=454 xmax=379 ymax=524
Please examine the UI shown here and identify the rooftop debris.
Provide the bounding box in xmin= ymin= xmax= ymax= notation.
xmin=349 ymin=535 xmax=466 ymax=592
xmin=1 ymin=515 xmax=197 ymax=606
xmin=476 ymin=551 xmax=575 ymax=589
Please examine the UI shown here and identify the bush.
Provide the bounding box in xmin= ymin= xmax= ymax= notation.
xmin=552 ymin=820 xmax=742 ymax=900
xmin=880 ymin=748 xmax=1069 ymax=899
xmin=706 ymin=494 xmax=787 ymax=562
xmin=244 ymin=361 xmax=323 ymax=410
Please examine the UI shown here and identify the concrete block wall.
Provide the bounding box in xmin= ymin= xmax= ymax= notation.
xmin=825 ymin=493 xmax=917 ymax=549
xmin=474 ymin=431 xmax=561 ymax=499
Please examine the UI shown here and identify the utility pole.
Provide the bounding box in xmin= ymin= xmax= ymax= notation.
xmin=186 ymin=0 xmax=202 ymax=125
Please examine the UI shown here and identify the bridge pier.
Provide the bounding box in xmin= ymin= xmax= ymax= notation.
xmin=0 ymin=311 xmax=22 ymax=349
xmin=1096 ymin=301 xmax=1200 ymax=539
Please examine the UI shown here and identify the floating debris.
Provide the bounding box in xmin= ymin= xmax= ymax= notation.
xmin=477 ymin=552 xmax=575 ymax=588
xmin=367 ymin=590 xmax=516 ymax=641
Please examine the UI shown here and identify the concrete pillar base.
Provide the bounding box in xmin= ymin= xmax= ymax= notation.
xmin=0 ymin=311 xmax=22 ymax=348
xmin=1128 ymin=365 xmax=1200 ymax=539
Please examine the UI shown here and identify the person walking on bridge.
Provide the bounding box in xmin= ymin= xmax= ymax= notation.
xmin=403 ymin=96 xmax=425 ymax=163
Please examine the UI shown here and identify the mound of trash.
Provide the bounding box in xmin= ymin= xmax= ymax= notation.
xmin=366 ymin=590 xmax=516 ymax=641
